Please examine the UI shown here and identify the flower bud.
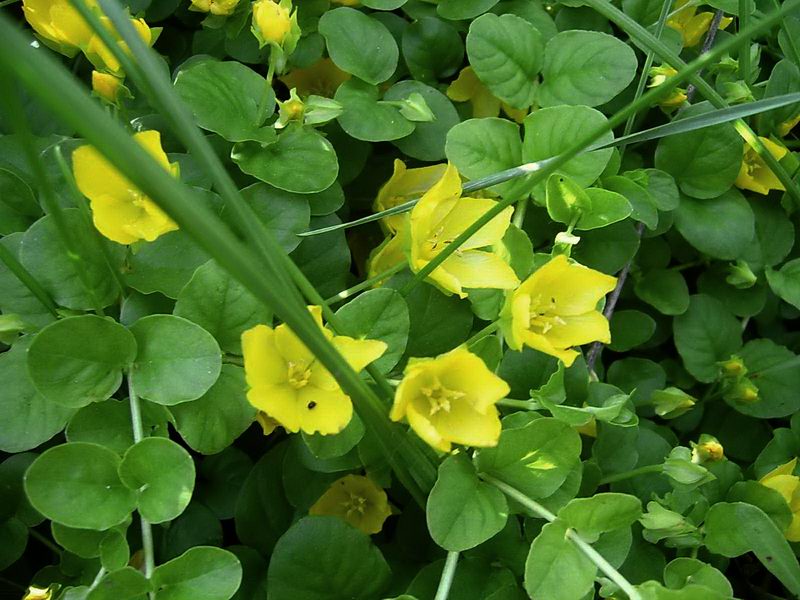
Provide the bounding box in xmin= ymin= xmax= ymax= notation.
xmin=23 ymin=586 xmax=53 ymax=600
xmin=91 ymin=70 xmax=125 ymax=105
xmin=724 ymin=378 xmax=760 ymax=404
xmin=252 ymin=0 xmax=294 ymax=47
xmin=651 ymin=387 xmax=696 ymax=419
xmin=303 ymin=95 xmax=344 ymax=126
xmin=275 ymin=88 xmax=305 ymax=129
xmin=189 ymin=0 xmax=240 ymax=15
xmin=725 ymin=260 xmax=757 ymax=289
xmin=718 ymin=355 xmax=746 ymax=378
xmin=691 ymin=434 xmax=724 ymax=464
xmin=663 ymin=446 xmax=715 ymax=487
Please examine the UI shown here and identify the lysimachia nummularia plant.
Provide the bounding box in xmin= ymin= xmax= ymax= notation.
xmin=2 ymin=0 xmax=800 ymax=598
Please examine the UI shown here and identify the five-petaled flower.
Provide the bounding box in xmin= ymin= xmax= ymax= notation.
xmin=500 ymin=254 xmax=617 ymax=366
xmin=759 ymin=459 xmax=800 ymax=541
xmin=667 ymin=0 xmax=732 ymax=48
xmin=309 ymin=474 xmax=392 ymax=534
xmin=241 ymin=307 xmax=386 ymax=435
xmin=73 ymin=130 xmax=179 ymax=245
xmin=390 ymin=347 xmax=508 ymax=452
xmin=735 ymin=136 xmax=788 ymax=195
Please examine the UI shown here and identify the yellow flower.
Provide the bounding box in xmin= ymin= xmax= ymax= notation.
xmin=367 ymin=229 xmax=407 ymax=280
xmin=252 ymin=0 xmax=296 ymax=48
xmin=735 ymin=136 xmax=788 ymax=195
xmin=23 ymin=586 xmax=52 ymax=600
xmin=72 ymin=130 xmax=179 ymax=245
xmin=500 ymin=254 xmax=617 ymax=367
xmin=446 ymin=67 xmax=528 ymax=124
xmin=279 ymin=58 xmax=351 ymax=98
xmin=667 ymin=0 xmax=732 ymax=47
xmin=778 ymin=114 xmax=800 ymax=137
xmin=375 ymin=159 xmax=449 ymax=234
xmin=759 ymin=459 xmax=800 ymax=541
xmin=22 ymin=0 xmax=95 ymax=56
xmin=256 ymin=411 xmax=279 ymax=435
xmin=691 ymin=434 xmax=724 ymax=464
xmin=309 ymin=474 xmax=391 ymax=534
xmin=390 ymin=347 xmax=508 ymax=452
xmin=409 ymin=163 xmax=519 ymax=298
xmin=91 ymin=70 xmax=124 ymax=104
xmin=332 ymin=0 xmax=360 ymax=4
xmin=189 ymin=0 xmax=240 ymax=15
xmin=84 ymin=16 xmax=155 ymax=77
xmin=647 ymin=65 xmax=687 ymax=109
xmin=241 ymin=307 xmax=386 ymax=435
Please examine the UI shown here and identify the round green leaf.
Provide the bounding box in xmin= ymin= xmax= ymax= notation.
xmin=129 ymin=315 xmax=222 ymax=406
xmin=232 ymin=126 xmax=339 ymax=194
xmin=319 ymin=8 xmax=399 ymax=85
xmin=152 ymin=546 xmax=242 ymax=600
xmin=766 ymin=258 xmax=800 ymax=310
xmin=730 ymin=339 xmax=800 ymax=418
xmin=438 ymin=0 xmax=498 ymax=19
xmin=238 ymin=183 xmax=311 ymax=253
xmin=634 ymin=269 xmax=690 ymax=316
xmin=174 ymin=59 xmax=274 ymax=143
xmin=28 ymin=315 xmax=137 ymax=408
xmin=466 ymin=13 xmax=543 ymax=109
xmin=0 ymin=518 xmax=27 ymax=570
xmin=125 ymin=230 xmax=210 ymax=299
xmin=524 ymin=520 xmax=596 ymax=600
xmin=402 ymin=17 xmax=464 ymax=84
xmin=334 ymin=79 xmax=415 ymax=142
xmin=52 ymin=522 xmax=113 ymax=559
xmin=538 ymin=30 xmax=637 ymax=107
xmin=86 ymin=567 xmax=150 ymax=600
xmin=0 ymin=234 xmax=55 ymax=327
xmin=0 ymin=167 xmax=39 ymax=235
xmin=290 ymin=214 xmax=351 ymax=298
xmin=674 ymin=189 xmax=755 ymax=260
xmin=608 ymin=310 xmax=656 ymax=352
xmin=663 ymin=558 xmax=733 ymax=598
xmin=742 ymin=200 xmax=795 ymax=270
xmin=557 ymin=493 xmax=642 ymax=542
xmin=24 ymin=442 xmax=137 ymax=530
xmin=119 ymin=437 xmax=195 ymax=523
xmin=171 ymin=365 xmax=257 ymax=455
xmin=427 ymin=453 xmax=508 ymax=551
xmin=267 ymin=516 xmax=391 ymax=600
xmin=302 ymin=414 xmax=365 ymax=460
xmin=0 ymin=338 xmax=75 ymax=453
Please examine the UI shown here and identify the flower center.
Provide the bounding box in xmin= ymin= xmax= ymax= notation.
xmin=421 ymin=380 xmax=465 ymax=416
xmin=425 ymin=227 xmax=454 ymax=256
xmin=528 ymin=295 xmax=566 ymax=335
xmin=342 ymin=493 xmax=367 ymax=517
xmin=287 ymin=361 xmax=312 ymax=389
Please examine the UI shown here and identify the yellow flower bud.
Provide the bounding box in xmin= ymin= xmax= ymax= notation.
xmin=22 ymin=0 xmax=96 ymax=56
xmin=724 ymin=378 xmax=760 ymax=404
xmin=718 ymin=356 xmax=747 ymax=378
xmin=91 ymin=70 xmax=123 ymax=104
xmin=691 ymin=434 xmax=724 ymax=464
xmin=189 ymin=0 xmax=240 ymax=16
xmin=252 ymin=0 xmax=293 ymax=46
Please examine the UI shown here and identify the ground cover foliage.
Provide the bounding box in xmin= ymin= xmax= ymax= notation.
xmin=1 ymin=0 xmax=800 ymax=598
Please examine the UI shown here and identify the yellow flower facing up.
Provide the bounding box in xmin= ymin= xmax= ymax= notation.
xmin=241 ymin=307 xmax=386 ymax=435
xmin=759 ymin=459 xmax=800 ymax=541
xmin=22 ymin=0 xmax=96 ymax=56
xmin=778 ymin=114 xmax=800 ymax=137
xmin=91 ymin=70 xmax=124 ymax=104
xmin=189 ymin=0 xmax=240 ymax=16
xmin=500 ymin=254 xmax=617 ymax=367
xmin=73 ymin=130 xmax=179 ymax=245
xmin=667 ymin=0 xmax=732 ymax=48
xmin=252 ymin=0 xmax=298 ymax=49
xmin=309 ymin=474 xmax=392 ymax=534
xmin=735 ymin=136 xmax=789 ymax=195
xmin=390 ymin=347 xmax=508 ymax=452
xmin=279 ymin=58 xmax=351 ymax=98
xmin=447 ymin=66 xmax=528 ymax=124
xmin=408 ymin=163 xmax=519 ymax=298
xmin=375 ymin=159 xmax=449 ymax=234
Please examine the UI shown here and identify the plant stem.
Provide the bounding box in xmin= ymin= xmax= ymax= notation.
xmin=128 ymin=374 xmax=155 ymax=598
xmin=497 ymin=398 xmax=538 ymax=410
xmin=598 ymin=464 xmax=663 ymax=485
xmin=686 ymin=10 xmax=725 ymax=102
xmin=0 ymin=0 xmax=21 ymax=6
xmin=738 ymin=0 xmax=751 ymax=84
xmin=0 ymin=243 xmax=59 ymax=318
xmin=324 ymin=262 xmax=406 ymax=305
xmin=29 ymin=528 xmax=62 ymax=556
xmin=434 ymin=551 xmax=460 ymax=600
xmin=512 ymin=196 xmax=528 ymax=229
xmin=481 ymin=474 xmax=642 ymax=600
xmin=88 ymin=567 xmax=107 ymax=591
xmin=464 ymin=321 xmax=500 ymax=347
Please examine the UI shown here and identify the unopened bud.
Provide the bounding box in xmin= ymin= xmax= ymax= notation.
xmin=691 ymin=434 xmax=724 ymax=464
xmin=651 ymin=387 xmax=696 ymax=419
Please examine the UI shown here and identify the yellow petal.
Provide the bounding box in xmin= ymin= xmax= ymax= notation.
xmin=438 ymin=198 xmax=514 ymax=251
xmin=438 ymin=348 xmax=510 ymax=414
xmin=241 ymin=324 xmax=287 ymax=389
xmin=544 ymin=311 xmax=612 ymax=348
xmin=367 ymin=232 xmax=407 ymax=280
xmin=430 ymin=401 xmax=501 ymax=449
xmin=761 ymin=458 xmax=798 ymax=482
xmin=761 ymin=474 xmax=799 ymax=505
xmin=296 ymin=386 xmax=353 ymax=435
xmin=73 ymin=144 xmax=134 ymax=202
xmin=332 ymin=336 xmax=387 ymax=373
xmin=521 ymin=330 xmax=580 ymax=366
xmin=682 ymin=12 xmax=714 ymax=47
xmin=406 ymin=401 xmax=451 ymax=452
xmin=438 ymin=250 xmax=519 ymax=292
xmin=410 ymin=163 xmax=462 ymax=245
xmin=246 ymin=384 xmax=302 ymax=432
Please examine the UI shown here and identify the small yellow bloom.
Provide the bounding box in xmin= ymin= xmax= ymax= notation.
xmin=390 ymin=347 xmax=508 ymax=452
xmin=409 ymin=164 xmax=519 ymax=298
xmin=189 ymin=0 xmax=240 ymax=15
xmin=647 ymin=65 xmax=686 ymax=109
xmin=447 ymin=67 xmax=528 ymax=124
xmin=256 ymin=411 xmax=279 ymax=435
xmin=500 ymin=254 xmax=617 ymax=367
xmin=778 ymin=114 xmax=800 ymax=137
xmin=22 ymin=0 xmax=95 ymax=56
xmin=309 ymin=474 xmax=391 ymax=534
xmin=760 ymin=459 xmax=800 ymax=541
xmin=735 ymin=136 xmax=788 ymax=195
xmin=279 ymin=58 xmax=351 ymax=98
xmin=252 ymin=0 xmax=296 ymax=48
xmin=375 ymin=159 xmax=449 ymax=234
xmin=691 ymin=434 xmax=724 ymax=463
xmin=72 ymin=130 xmax=179 ymax=245
xmin=723 ymin=378 xmax=760 ymax=404
xmin=667 ymin=0 xmax=732 ymax=48
xmin=23 ymin=586 xmax=52 ymax=600
xmin=83 ymin=16 xmax=155 ymax=77
xmin=91 ymin=70 xmax=124 ymax=104
xmin=241 ymin=307 xmax=386 ymax=435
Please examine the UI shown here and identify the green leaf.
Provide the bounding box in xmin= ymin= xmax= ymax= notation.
xmin=334 ymin=79 xmax=414 ymax=142
xmin=663 ymin=558 xmax=733 ymax=598
xmin=673 ymin=295 xmax=742 ymax=383
xmin=603 ymin=175 xmax=658 ymax=230
xmin=86 ymin=567 xmax=150 ymax=600
xmin=522 ymin=105 xmax=614 ymax=197
xmin=24 ymin=442 xmax=137 ymax=530
xmin=674 ymin=190 xmax=755 ymax=260
xmin=704 ymin=502 xmax=800 ymax=597
xmin=237 ymin=182 xmax=310 ymax=253
xmin=290 ymin=214 xmax=351 ymax=298
xmin=572 ymin=220 xmax=640 ymax=274
xmin=174 ymin=59 xmax=274 ymax=143
xmin=0 ymin=167 xmax=39 ymax=235
xmin=171 ymin=365 xmax=256 ymax=455
xmin=742 ymin=201 xmax=795 ymax=270
xmin=129 ymin=315 xmax=222 ymax=406
xmin=731 ymin=339 xmax=800 ymax=419
xmin=654 ymin=103 xmax=743 ymax=199
xmin=524 ymin=520 xmax=596 ymax=600
xmin=634 ymin=269 xmax=690 ymax=316
xmin=20 ymin=209 xmax=120 ymax=310
xmin=538 ymin=30 xmax=637 ymax=107
xmin=427 ymin=453 xmax=508 ymax=551
xmin=302 ymin=414 xmax=365 ymax=460
xmin=152 ymin=546 xmax=242 ymax=600
xmin=119 ymin=437 xmax=195 ymax=524
xmin=475 ymin=417 xmax=582 ymax=500
xmin=174 ymin=260 xmax=272 ymax=355
xmin=438 ymin=0 xmax=499 ymax=19
xmin=0 ymin=234 xmax=55 ymax=327
xmin=576 ymin=188 xmax=633 ymax=231
xmin=319 ymin=8 xmax=399 ymax=85
xmin=335 ymin=288 xmax=409 ymax=374
xmin=27 ymin=315 xmax=137 ymax=408
xmin=609 ymin=310 xmax=656 ymax=352
xmin=125 ymin=231 xmax=210 ymax=299
xmin=0 ymin=338 xmax=75 ymax=453
xmin=51 ymin=522 xmax=110 ymax=558
xmin=232 ymin=126 xmax=338 ymax=194
xmin=402 ymin=17 xmax=464 ymax=84
xmin=767 ymin=258 xmax=800 ymax=310
xmin=466 ymin=13 xmax=544 ymax=109
xmin=557 ymin=493 xmax=642 ymax=542
xmin=0 ymin=518 xmax=27 ymax=570
xmin=267 ymin=516 xmax=391 ymax=600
